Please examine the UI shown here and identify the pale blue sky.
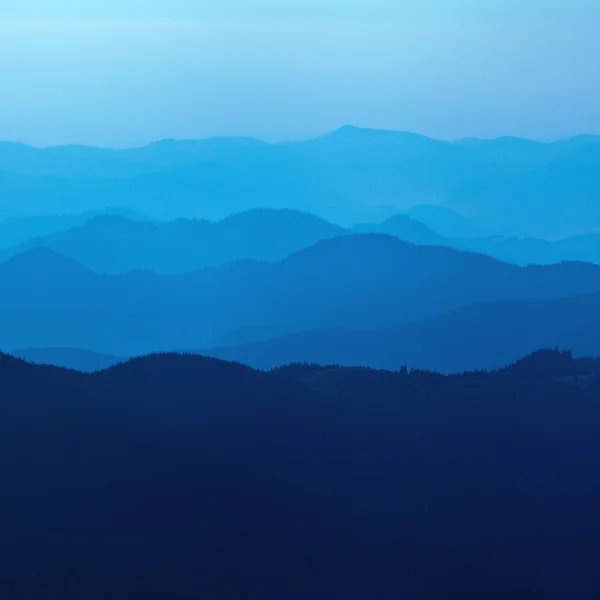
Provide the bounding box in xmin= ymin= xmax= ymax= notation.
xmin=4 ymin=0 xmax=600 ymax=20
xmin=1 ymin=0 xmax=599 ymax=146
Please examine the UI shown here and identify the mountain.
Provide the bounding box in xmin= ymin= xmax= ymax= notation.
xmin=2 ymin=128 xmax=599 ymax=228
xmin=8 ymin=207 xmax=600 ymax=275
xmin=1 ymin=209 xmax=346 ymax=274
xmin=282 ymin=126 xmax=501 ymax=208
xmin=355 ymin=211 xmax=600 ymax=266
xmin=12 ymin=204 xmax=600 ymax=277
xmin=3 ymin=236 xmax=600 ymax=355
xmin=2 ymin=210 xmax=441 ymax=274
xmin=0 ymin=158 xmax=361 ymax=224
xmin=4 ymin=129 xmax=597 ymax=179
xmin=21 ymin=291 xmax=600 ymax=375
xmin=1 ymin=349 xmax=600 ymax=598
xmin=285 ymin=125 xmax=448 ymax=162
xmin=355 ymin=217 xmax=600 ymax=266
xmin=206 ymin=292 xmax=600 ymax=373
xmin=0 ymin=131 xmax=400 ymax=224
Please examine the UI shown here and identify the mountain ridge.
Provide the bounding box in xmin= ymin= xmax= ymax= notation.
xmin=203 ymin=291 xmax=600 ymax=373
xmin=2 ymin=127 xmax=600 ymax=234
xmin=3 ymin=234 xmax=600 ymax=355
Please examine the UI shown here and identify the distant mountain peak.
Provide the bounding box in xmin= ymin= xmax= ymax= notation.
xmin=325 ymin=124 xmax=431 ymax=141
xmin=331 ymin=124 xmax=362 ymax=134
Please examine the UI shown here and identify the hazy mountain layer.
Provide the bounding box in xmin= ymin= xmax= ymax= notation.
xmin=205 ymin=292 xmax=600 ymax=373
xmin=1 ymin=127 xmax=599 ymax=235
xmin=3 ymin=235 xmax=600 ymax=355
xmin=6 ymin=207 xmax=600 ymax=275
xmin=1 ymin=210 xmax=346 ymax=274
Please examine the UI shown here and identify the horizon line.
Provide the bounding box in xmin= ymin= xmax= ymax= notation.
xmin=0 ymin=125 xmax=598 ymax=151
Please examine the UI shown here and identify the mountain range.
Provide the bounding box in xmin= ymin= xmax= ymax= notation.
xmin=14 ymin=291 xmax=600 ymax=375
xmin=5 ymin=207 xmax=600 ymax=276
xmin=205 ymin=292 xmax=600 ymax=373
xmin=1 ymin=126 xmax=600 ymax=236
xmin=0 ymin=210 xmax=346 ymax=273
xmin=3 ymin=234 xmax=600 ymax=356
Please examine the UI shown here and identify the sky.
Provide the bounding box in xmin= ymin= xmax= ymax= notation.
xmin=0 ymin=0 xmax=599 ymax=147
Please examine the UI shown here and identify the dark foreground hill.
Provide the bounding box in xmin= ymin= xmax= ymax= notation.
xmin=4 ymin=235 xmax=600 ymax=354
xmin=1 ymin=349 xmax=599 ymax=599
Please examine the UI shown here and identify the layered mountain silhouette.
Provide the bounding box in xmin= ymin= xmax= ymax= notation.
xmin=1 ymin=210 xmax=346 ymax=274
xmin=3 ymin=236 xmax=600 ymax=355
xmin=360 ymin=213 xmax=600 ymax=266
xmin=1 ymin=127 xmax=599 ymax=234
xmin=0 ymin=134 xmax=373 ymax=224
xmin=4 ymin=128 xmax=597 ymax=179
xmin=205 ymin=292 xmax=600 ymax=373
xmin=6 ymin=207 xmax=600 ymax=275
xmin=18 ymin=291 xmax=600 ymax=374
xmin=0 ymin=159 xmax=362 ymax=225
xmin=2 ymin=349 xmax=600 ymax=598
